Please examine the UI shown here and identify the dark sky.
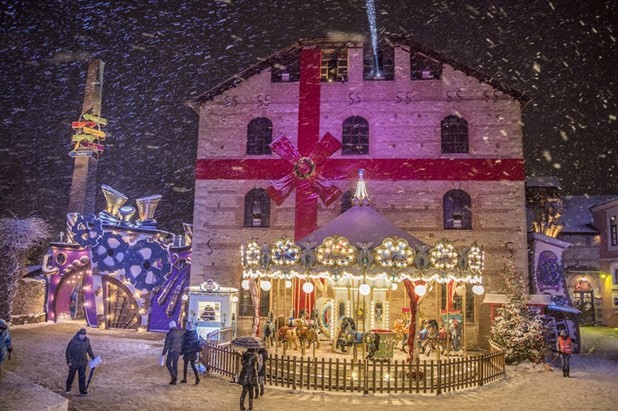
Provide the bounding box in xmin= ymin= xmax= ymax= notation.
xmin=1 ymin=0 xmax=616 ymax=236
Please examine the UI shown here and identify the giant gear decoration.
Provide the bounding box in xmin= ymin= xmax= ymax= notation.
xmin=91 ymin=232 xmax=130 ymax=271
xmin=71 ymin=214 xmax=103 ymax=247
xmin=125 ymin=239 xmax=171 ymax=291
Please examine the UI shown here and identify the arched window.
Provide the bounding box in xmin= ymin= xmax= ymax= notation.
xmin=443 ymin=189 xmax=472 ymax=229
xmin=441 ymin=115 xmax=468 ymax=154
xmin=243 ymin=189 xmax=270 ymax=227
xmin=341 ymin=189 xmax=354 ymax=214
xmin=342 ymin=116 xmax=369 ymax=155
xmin=246 ymin=117 xmax=272 ymax=155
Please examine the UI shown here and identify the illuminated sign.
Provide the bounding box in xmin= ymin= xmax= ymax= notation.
xmin=82 ymin=126 xmax=106 ymax=138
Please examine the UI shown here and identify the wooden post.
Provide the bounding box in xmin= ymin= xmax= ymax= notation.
xmin=435 ymin=283 xmax=441 ymax=361
xmin=462 ymin=285 xmax=467 ymax=357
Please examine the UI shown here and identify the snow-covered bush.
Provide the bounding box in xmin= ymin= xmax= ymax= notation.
xmin=491 ymin=259 xmax=546 ymax=364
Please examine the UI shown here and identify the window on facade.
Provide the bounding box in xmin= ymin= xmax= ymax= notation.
xmin=341 ymin=189 xmax=354 ymax=214
xmin=410 ymin=52 xmax=442 ymax=80
xmin=246 ymin=117 xmax=273 ymax=155
xmin=363 ymin=46 xmax=394 ymax=80
xmin=321 ymin=48 xmax=348 ymax=82
xmin=239 ymin=287 xmax=270 ymax=317
xmin=443 ymin=189 xmax=472 ymax=229
xmin=243 ymin=189 xmax=270 ymax=228
xmin=610 ymin=216 xmax=617 ymax=246
xmin=342 ymin=116 xmax=369 ymax=155
xmin=441 ymin=115 xmax=469 ymax=154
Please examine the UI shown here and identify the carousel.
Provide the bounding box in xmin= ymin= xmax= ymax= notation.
xmin=239 ymin=171 xmax=487 ymax=362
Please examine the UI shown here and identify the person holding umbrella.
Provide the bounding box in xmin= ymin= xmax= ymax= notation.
xmin=232 ymin=336 xmax=266 ymax=411
xmin=65 ymin=328 xmax=96 ymax=396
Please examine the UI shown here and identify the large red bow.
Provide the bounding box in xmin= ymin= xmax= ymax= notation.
xmin=266 ymin=133 xmax=342 ymax=206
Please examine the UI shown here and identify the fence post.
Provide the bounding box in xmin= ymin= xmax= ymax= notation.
xmin=436 ymin=359 xmax=442 ymax=395
xmin=363 ymin=359 xmax=369 ymax=394
xmin=478 ymin=355 xmax=484 ymax=387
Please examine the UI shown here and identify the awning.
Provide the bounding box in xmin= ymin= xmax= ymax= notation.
xmin=546 ymin=304 xmax=582 ymax=314
xmin=483 ymin=293 xmax=552 ymax=305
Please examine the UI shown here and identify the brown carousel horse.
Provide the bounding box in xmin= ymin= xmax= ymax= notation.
xmin=294 ymin=319 xmax=320 ymax=349
xmin=274 ymin=316 xmax=300 ymax=351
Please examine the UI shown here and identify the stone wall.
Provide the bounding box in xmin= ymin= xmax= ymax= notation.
xmin=10 ymin=277 xmax=47 ymax=325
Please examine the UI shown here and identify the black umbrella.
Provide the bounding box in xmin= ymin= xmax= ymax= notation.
xmin=231 ymin=336 xmax=266 ymax=350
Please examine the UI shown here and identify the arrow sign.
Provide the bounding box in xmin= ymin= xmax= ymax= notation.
xmin=80 ymin=141 xmax=105 ymax=152
xmin=82 ymin=126 xmax=106 ymax=138
xmin=72 ymin=121 xmax=96 ymax=129
xmin=72 ymin=134 xmax=99 ymax=143
xmin=68 ymin=149 xmax=94 ymax=158
xmin=83 ymin=113 xmax=108 ymax=125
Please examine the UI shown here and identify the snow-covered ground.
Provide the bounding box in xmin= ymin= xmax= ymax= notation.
xmin=3 ymin=322 xmax=617 ymax=410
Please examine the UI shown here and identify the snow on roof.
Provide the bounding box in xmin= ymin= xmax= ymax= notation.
xmin=561 ymin=195 xmax=617 ymax=234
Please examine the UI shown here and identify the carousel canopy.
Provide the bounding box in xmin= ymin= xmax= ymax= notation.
xmin=299 ymin=205 xmax=425 ymax=250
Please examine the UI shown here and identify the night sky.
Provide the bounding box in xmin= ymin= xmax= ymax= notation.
xmin=1 ymin=0 xmax=616 ymax=236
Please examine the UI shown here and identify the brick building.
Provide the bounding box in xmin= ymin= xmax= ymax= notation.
xmin=189 ymin=36 xmax=530 ymax=347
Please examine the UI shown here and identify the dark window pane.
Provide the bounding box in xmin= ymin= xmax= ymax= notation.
xmin=363 ymin=46 xmax=394 ymax=80
xmin=246 ymin=117 xmax=273 ymax=155
xmin=443 ymin=189 xmax=472 ymax=229
xmin=321 ymin=49 xmax=348 ymax=82
xmin=441 ymin=115 xmax=468 ymax=154
xmin=410 ymin=53 xmax=442 ymax=80
xmin=243 ymin=189 xmax=270 ymax=228
xmin=341 ymin=189 xmax=354 ymax=214
xmin=342 ymin=116 xmax=369 ymax=155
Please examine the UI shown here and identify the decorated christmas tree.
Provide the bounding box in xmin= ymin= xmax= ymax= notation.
xmin=491 ymin=259 xmax=546 ymax=364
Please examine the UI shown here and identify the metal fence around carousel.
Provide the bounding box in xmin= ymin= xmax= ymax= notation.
xmin=201 ymin=342 xmax=505 ymax=395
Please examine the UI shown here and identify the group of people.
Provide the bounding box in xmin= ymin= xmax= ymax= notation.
xmin=161 ymin=321 xmax=202 ymax=385
xmin=238 ymin=347 xmax=268 ymax=411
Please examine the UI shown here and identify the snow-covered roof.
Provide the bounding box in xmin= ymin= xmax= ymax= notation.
xmin=561 ymin=195 xmax=617 ymax=234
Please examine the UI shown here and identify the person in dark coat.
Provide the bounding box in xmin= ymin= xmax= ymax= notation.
xmin=254 ymin=347 xmax=268 ymax=398
xmin=238 ymin=349 xmax=259 ymax=411
xmin=0 ymin=319 xmax=13 ymax=377
xmin=180 ymin=323 xmax=201 ymax=385
xmin=65 ymin=328 xmax=95 ymax=396
xmin=162 ymin=320 xmax=183 ymax=384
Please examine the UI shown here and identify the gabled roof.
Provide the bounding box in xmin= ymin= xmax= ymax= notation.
xmin=298 ymin=205 xmax=426 ymax=249
xmin=561 ymin=195 xmax=617 ymax=234
xmin=189 ymin=35 xmax=530 ymax=110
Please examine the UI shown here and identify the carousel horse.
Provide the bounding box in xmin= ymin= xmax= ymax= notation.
xmin=295 ymin=319 xmax=320 ymax=349
xmin=393 ymin=319 xmax=406 ymax=351
xmin=335 ymin=317 xmax=371 ymax=354
xmin=449 ymin=319 xmax=462 ymax=352
xmin=419 ymin=319 xmax=443 ymax=355
xmin=263 ymin=320 xmax=275 ymax=347
xmin=274 ymin=316 xmax=300 ymax=351
xmin=364 ymin=331 xmax=381 ymax=359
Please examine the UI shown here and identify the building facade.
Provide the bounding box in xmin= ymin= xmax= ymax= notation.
xmin=189 ymin=36 xmax=530 ymax=345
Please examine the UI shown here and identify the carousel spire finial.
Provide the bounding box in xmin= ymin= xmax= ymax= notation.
xmin=353 ymin=169 xmax=370 ymax=206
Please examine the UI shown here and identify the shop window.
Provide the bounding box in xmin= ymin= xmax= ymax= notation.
xmin=246 ymin=117 xmax=273 ymax=155
xmin=441 ymin=115 xmax=469 ymax=154
xmin=243 ymin=189 xmax=270 ymax=228
xmin=410 ymin=52 xmax=442 ymax=80
xmin=342 ymin=116 xmax=369 ymax=155
xmin=363 ymin=46 xmax=394 ymax=80
xmin=443 ymin=189 xmax=472 ymax=229
xmin=321 ymin=48 xmax=348 ymax=82
xmin=239 ymin=286 xmax=270 ymax=317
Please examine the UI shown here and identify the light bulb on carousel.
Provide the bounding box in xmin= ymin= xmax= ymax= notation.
xmin=414 ymin=283 xmax=427 ymax=296
xmin=472 ymin=284 xmax=485 ymax=295
xmin=241 ymin=279 xmax=250 ymax=290
xmin=285 ymin=280 xmax=292 ymax=289
xmin=302 ymin=281 xmax=314 ymax=294
xmin=260 ymin=280 xmax=272 ymax=291
xmin=455 ymin=284 xmax=466 ymax=296
xmin=391 ymin=282 xmax=398 ymax=291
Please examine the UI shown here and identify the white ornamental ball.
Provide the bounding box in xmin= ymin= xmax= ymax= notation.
xmin=241 ymin=279 xmax=250 ymax=290
xmin=414 ymin=284 xmax=427 ymax=296
xmin=455 ymin=285 xmax=466 ymax=296
xmin=285 ymin=280 xmax=292 ymax=289
xmin=260 ymin=280 xmax=272 ymax=291
xmin=359 ymin=283 xmax=371 ymax=296
xmin=302 ymin=282 xmax=314 ymax=294
xmin=391 ymin=282 xmax=398 ymax=291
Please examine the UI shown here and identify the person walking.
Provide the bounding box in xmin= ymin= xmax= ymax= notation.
xmin=556 ymin=330 xmax=573 ymax=377
xmin=65 ymin=328 xmax=96 ymax=396
xmin=238 ymin=349 xmax=259 ymax=411
xmin=180 ymin=323 xmax=201 ymax=385
xmin=0 ymin=319 xmax=13 ymax=378
xmin=162 ymin=320 xmax=183 ymax=384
